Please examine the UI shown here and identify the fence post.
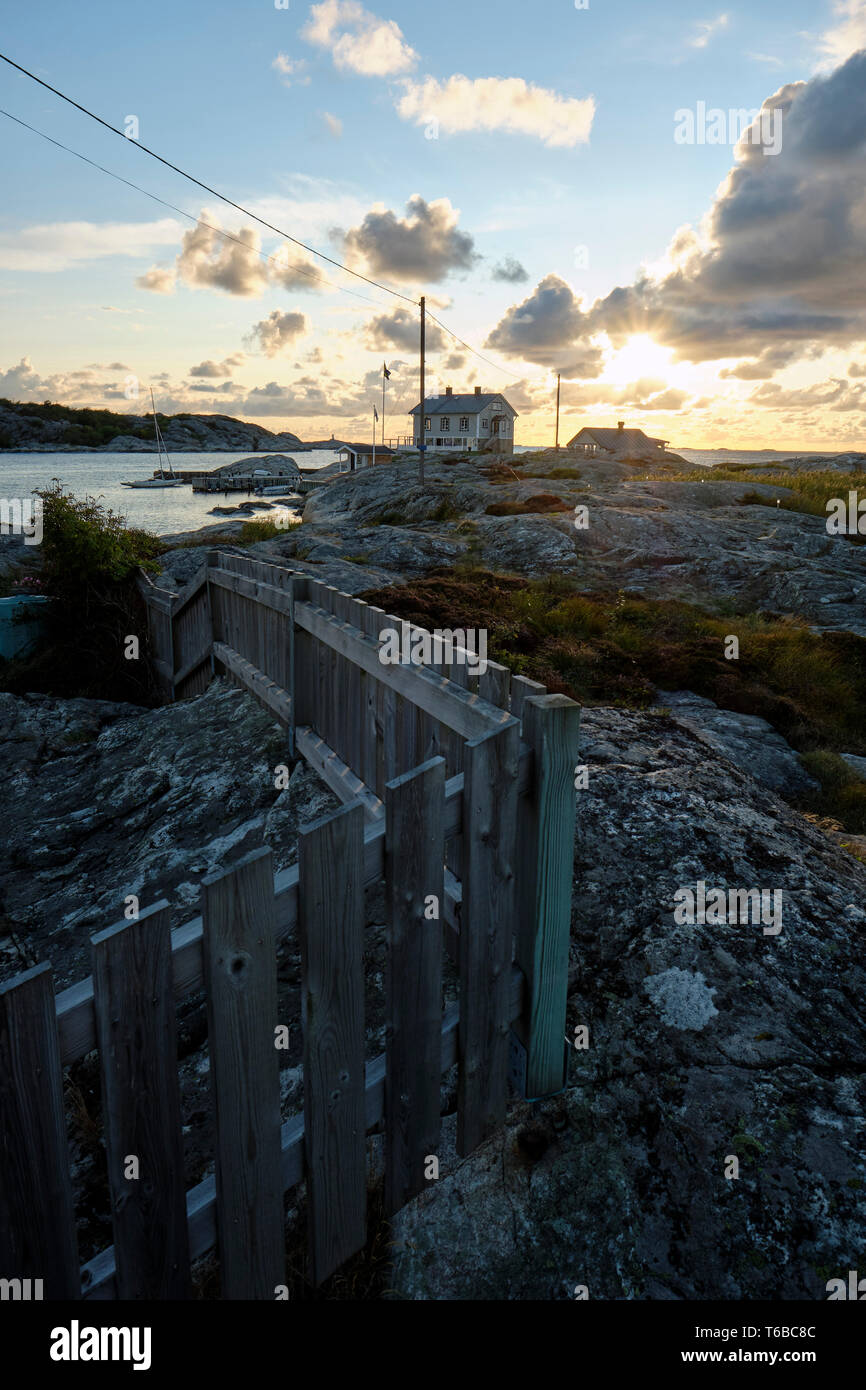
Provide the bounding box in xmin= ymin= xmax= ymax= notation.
xmin=0 ymin=963 xmax=80 ymax=1298
xmin=298 ymin=801 xmax=367 ymax=1285
xmin=384 ymin=757 xmax=445 ymax=1214
xmin=91 ymin=901 xmax=191 ymax=1299
xmin=457 ymin=718 xmax=520 ymax=1156
xmin=516 ymin=694 xmax=581 ymax=1098
xmin=202 ymin=847 xmax=284 ymax=1300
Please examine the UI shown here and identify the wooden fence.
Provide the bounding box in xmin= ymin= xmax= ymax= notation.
xmin=0 ymin=550 xmax=580 ymax=1300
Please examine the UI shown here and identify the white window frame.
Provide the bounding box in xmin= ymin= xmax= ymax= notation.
xmin=459 ymin=416 xmax=469 ymax=430
xmin=424 ymin=417 xmax=431 ymax=431
xmin=440 ymin=417 xmax=450 ymax=431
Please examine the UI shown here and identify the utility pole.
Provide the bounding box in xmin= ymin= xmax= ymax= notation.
xmin=418 ymin=295 xmax=426 ymax=487
xmin=555 ymin=372 xmax=561 ymax=451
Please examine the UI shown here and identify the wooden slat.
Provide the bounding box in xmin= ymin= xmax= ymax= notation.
xmin=478 ymin=660 xmax=510 ymax=712
xmin=80 ymin=968 xmax=526 ymax=1299
xmin=0 ymin=963 xmax=80 ymax=1298
xmin=510 ymin=673 xmax=547 ymax=725
xmin=171 ymin=564 xmax=208 ymax=617
xmin=201 ymin=848 xmax=284 ymax=1299
xmin=295 ymin=600 xmax=509 ymax=740
xmin=457 ymin=719 xmax=521 ymax=1156
xmin=516 ymin=695 xmax=581 ymax=1097
xmin=296 ymin=725 xmax=383 ymax=822
xmin=384 ymin=759 xmax=445 ymax=1214
xmin=214 ymin=642 xmax=292 ymax=729
xmin=208 ymin=568 xmax=294 ymax=617
xmin=91 ymin=902 xmax=191 ymax=1299
xmin=54 ymin=747 xmax=534 ymax=1069
xmin=298 ymin=802 xmax=367 ymax=1285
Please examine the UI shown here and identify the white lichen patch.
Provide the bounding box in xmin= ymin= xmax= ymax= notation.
xmin=643 ymin=967 xmax=718 ymax=1031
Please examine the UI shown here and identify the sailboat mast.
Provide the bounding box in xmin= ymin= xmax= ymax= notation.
xmin=150 ymin=387 xmax=175 ymax=479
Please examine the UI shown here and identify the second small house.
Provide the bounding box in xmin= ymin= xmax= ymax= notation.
xmin=410 ymin=386 xmax=517 ymax=454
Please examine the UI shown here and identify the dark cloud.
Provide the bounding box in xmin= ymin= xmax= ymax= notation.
xmin=364 ymin=307 xmax=446 ymax=352
xmin=486 ymin=54 xmax=866 ymax=373
xmin=484 ymin=274 xmax=605 ymax=376
xmin=343 ymin=196 xmax=477 ymax=283
xmin=491 ymin=256 xmax=529 ymax=284
xmin=245 ymin=310 xmax=310 ymax=358
xmin=189 ymin=355 xmax=245 ymax=378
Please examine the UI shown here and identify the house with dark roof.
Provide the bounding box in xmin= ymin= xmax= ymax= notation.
xmin=409 ymin=386 xmax=518 ymax=454
xmin=567 ymin=421 xmax=669 ymax=462
xmin=336 ymin=443 xmax=396 ymax=472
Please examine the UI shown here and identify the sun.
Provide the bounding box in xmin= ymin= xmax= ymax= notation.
xmin=604 ymin=334 xmax=674 ymax=384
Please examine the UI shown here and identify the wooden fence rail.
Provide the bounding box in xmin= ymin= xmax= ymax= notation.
xmin=0 ymin=550 xmax=580 ymax=1299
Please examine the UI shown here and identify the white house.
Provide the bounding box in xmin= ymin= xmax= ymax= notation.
xmin=409 ymin=387 xmax=518 ymax=454
xmin=567 ymin=422 xmax=669 ymax=463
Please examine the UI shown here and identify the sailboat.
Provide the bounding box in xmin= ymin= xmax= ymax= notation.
xmin=121 ymin=389 xmax=184 ymax=488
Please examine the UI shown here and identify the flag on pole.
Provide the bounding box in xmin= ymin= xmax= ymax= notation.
xmin=382 ymin=362 xmax=391 ymax=379
xmin=374 ymin=405 xmax=379 ymax=421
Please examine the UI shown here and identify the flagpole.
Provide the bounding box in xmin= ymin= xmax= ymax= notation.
xmin=372 ymin=406 xmax=376 ymax=470
xmin=382 ymin=369 xmax=386 ymax=448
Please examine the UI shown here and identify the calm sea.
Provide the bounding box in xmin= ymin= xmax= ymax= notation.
xmin=0 ymin=444 xmax=838 ymax=537
xmin=0 ymin=449 xmax=343 ymax=537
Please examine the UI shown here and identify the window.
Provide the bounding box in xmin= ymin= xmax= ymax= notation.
xmin=480 ymin=419 xmax=488 ymax=431
xmin=440 ymin=417 xmax=450 ymax=431
xmin=459 ymin=416 xmax=468 ymax=431
xmin=424 ymin=417 xmax=431 ymax=431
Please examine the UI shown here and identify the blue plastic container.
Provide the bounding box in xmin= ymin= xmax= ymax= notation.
xmin=0 ymin=595 xmax=50 ymax=660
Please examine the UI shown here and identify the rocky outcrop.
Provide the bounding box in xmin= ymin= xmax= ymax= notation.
xmin=389 ymin=705 xmax=866 ymax=1300
xmin=286 ymin=459 xmax=866 ymax=640
xmin=0 ymin=400 xmax=304 ymax=452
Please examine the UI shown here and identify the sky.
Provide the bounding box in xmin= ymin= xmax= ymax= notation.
xmin=1 ymin=0 xmax=865 ymax=449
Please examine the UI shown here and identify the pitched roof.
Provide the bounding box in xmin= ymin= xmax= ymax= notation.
xmin=337 ymin=443 xmax=396 ymax=454
xmin=409 ymin=393 xmax=517 ymax=415
xmin=568 ymin=426 xmax=668 ymax=451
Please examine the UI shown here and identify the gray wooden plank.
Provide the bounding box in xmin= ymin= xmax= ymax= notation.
xmin=80 ymin=969 xmax=526 ymax=1300
xmin=201 ymin=848 xmax=284 ymax=1299
xmin=457 ymin=718 xmax=521 ymax=1156
xmin=384 ymin=758 xmax=445 ymax=1214
xmin=0 ymin=963 xmax=80 ymax=1298
xmin=54 ymin=750 xmax=534 ymax=1070
xmin=516 ymin=695 xmax=581 ymax=1097
xmin=91 ymin=902 xmax=191 ymax=1299
xmin=298 ymin=801 xmax=367 ymax=1285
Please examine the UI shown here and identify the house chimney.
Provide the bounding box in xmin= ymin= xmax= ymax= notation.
xmin=445 ymin=385 xmax=453 ymax=396
xmin=617 ymin=420 xmax=625 ymax=431
xmin=474 ymin=385 xmax=482 ymax=395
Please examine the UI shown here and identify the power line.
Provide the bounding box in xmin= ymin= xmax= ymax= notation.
xmin=0 ymin=108 xmax=390 ymax=308
xmin=426 ymin=308 xmax=529 ymax=382
xmin=1 ymin=51 xmax=543 ymax=390
xmin=0 ymin=50 xmax=418 ymax=306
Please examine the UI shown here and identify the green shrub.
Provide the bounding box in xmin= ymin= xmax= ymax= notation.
xmin=0 ymin=484 xmax=164 ymax=703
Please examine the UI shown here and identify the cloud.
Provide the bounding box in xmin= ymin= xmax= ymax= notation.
xmin=135 ymin=265 xmax=176 ymax=294
xmin=0 ymin=218 xmax=181 ymax=272
xmin=689 ymin=13 xmax=729 ymax=49
xmin=272 ymin=54 xmax=311 ymax=86
xmin=302 ymin=0 xmax=417 ymax=76
xmin=395 ymin=74 xmax=595 ymax=148
xmin=189 ymin=355 xmax=245 ymax=378
xmin=270 ymin=245 xmax=333 ymax=291
xmin=246 ymin=310 xmax=310 ymax=357
xmin=486 ymin=54 xmax=866 ymax=374
xmin=364 ymin=306 xmax=446 ymax=351
xmin=176 ymin=214 xmax=268 ymax=296
xmin=484 ymin=274 xmax=605 ymax=375
xmin=342 ymin=195 xmax=477 ymax=282
xmin=849 ymin=359 xmax=866 ymax=377
xmin=818 ymin=0 xmax=866 ymax=67
xmin=491 ymin=256 xmax=529 ymax=284
xmin=322 ymin=111 xmax=343 ymax=137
